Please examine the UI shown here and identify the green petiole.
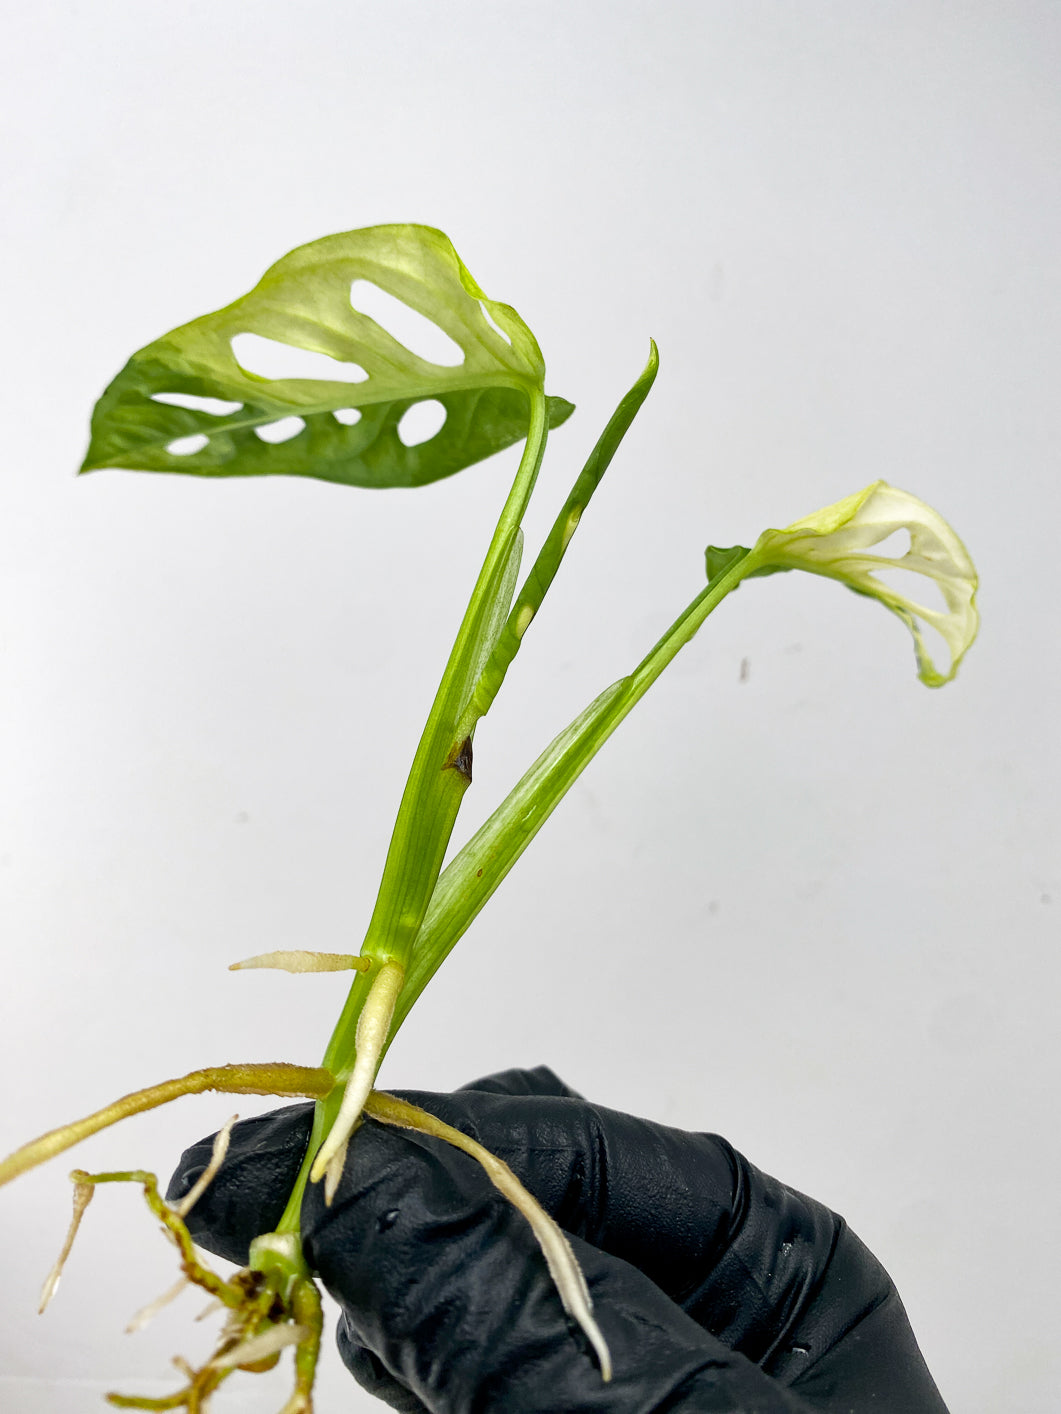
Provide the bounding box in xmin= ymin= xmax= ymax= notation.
xmin=468 ymin=339 xmax=661 ymax=726
xmin=387 ymin=544 xmax=754 ymax=1041
xmin=353 ymin=388 xmax=549 ymax=978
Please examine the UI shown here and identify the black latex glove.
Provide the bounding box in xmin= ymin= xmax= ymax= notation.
xmin=168 ymin=1067 xmax=949 ymax=1413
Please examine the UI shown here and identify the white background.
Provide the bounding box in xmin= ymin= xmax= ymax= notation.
xmin=2 ymin=4 xmax=1058 ymax=1410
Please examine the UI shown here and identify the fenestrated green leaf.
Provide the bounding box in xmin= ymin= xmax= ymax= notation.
xmin=80 ymin=224 xmax=573 ymax=487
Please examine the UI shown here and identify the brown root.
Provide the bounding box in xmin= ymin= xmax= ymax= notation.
xmin=43 ymin=1164 xmax=323 ymax=1413
xmin=0 ymin=1063 xmax=333 ymax=1190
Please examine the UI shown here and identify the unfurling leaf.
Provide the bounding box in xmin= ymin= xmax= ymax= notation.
xmin=81 ymin=225 xmax=573 ymax=488
xmin=717 ymin=481 xmax=979 ymax=686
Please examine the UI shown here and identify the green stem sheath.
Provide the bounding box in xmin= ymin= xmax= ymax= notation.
xmin=341 ymin=385 xmax=547 ymax=983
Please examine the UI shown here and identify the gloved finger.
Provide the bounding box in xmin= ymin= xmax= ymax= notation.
xmin=373 ymin=1088 xmax=947 ymax=1410
xmin=167 ymin=1077 xmax=577 ymax=1413
xmin=166 ymin=1090 xmax=947 ymax=1410
xmin=166 ymin=1085 xmax=836 ymax=1358
xmin=305 ymin=1116 xmax=811 ymax=1414
xmin=456 ymin=1064 xmax=584 ymax=1100
xmin=162 ymin=1069 xmax=580 ymax=1258
xmin=166 ymin=1102 xmax=314 ymax=1265
xmin=338 ymin=1341 xmax=429 ymax=1413
xmin=384 ymin=1086 xmax=836 ymax=1347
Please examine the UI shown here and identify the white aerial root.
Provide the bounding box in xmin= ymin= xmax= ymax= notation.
xmin=229 ymin=950 xmax=370 ymax=974
xmin=172 ymin=1114 xmax=237 ymax=1219
xmin=310 ymin=960 xmax=404 ymax=1203
xmin=125 ymin=1276 xmax=190 ymax=1333
xmin=207 ymin=1322 xmax=308 ymax=1371
xmin=365 ymin=1091 xmax=613 ymax=1382
xmin=323 ymin=1135 xmax=350 ymax=1208
xmin=38 ymin=1179 xmax=94 ymax=1313
xmin=276 ymin=1392 xmax=312 ymax=1414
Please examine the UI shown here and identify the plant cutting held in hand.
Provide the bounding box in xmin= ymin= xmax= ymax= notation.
xmin=1 ymin=224 xmax=979 ymax=1411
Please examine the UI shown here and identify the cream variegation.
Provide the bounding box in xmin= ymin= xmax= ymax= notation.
xmin=750 ymin=481 xmax=979 ymax=686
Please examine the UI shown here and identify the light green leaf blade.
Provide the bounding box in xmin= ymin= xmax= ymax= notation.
xmin=81 ymin=224 xmax=573 ymax=487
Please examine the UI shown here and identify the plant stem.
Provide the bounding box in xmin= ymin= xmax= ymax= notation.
xmin=323 ymin=389 xmax=549 ymax=1073
xmin=274 ymin=392 xmax=549 ymax=1235
xmin=468 ymin=342 xmax=658 ymax=723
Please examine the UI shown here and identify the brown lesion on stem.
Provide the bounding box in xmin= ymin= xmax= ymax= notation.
xmin=0 ymin=1063 xmax=334 ymax=1190
xmin=445 ymin=733 xmax=474 ymax=783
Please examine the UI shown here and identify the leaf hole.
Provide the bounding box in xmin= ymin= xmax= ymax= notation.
xmin=870 ymin=527 xmax=912 ymax=560
xmin=478 ymin=300 xmax=512 ymax=345
xmin=166 ymin=433 xmax=210 ymax=456
xmin=254 ymin=416 xmax=306 ymax=444
xmin=153 ymin=393 xmax=244 ymax=416
xmin=332 ymin=408 xmax=362 ymax=426
xmin=869 ymin=565 xmax=950 ymax=616
xmin=231 ymin=333 xmax=369 ymax=384
xmin=397 ymin=400 xmax=447 ymax=447
xmin=912 ymin=614 xmax=955 ymax=678
xmin=349 ymin=280 xmax=465 ymax=367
